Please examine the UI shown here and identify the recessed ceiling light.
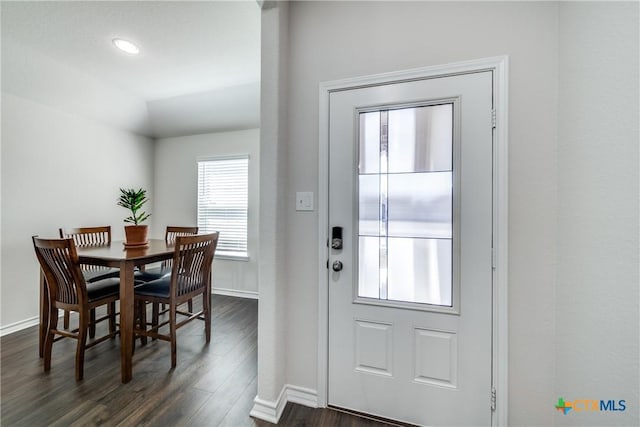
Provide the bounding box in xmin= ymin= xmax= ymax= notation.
xmin=112 ymin=38 xmax=139 ymax=55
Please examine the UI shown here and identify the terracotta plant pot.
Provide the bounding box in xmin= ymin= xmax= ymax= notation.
xmin=124 ymin=225 xmax=149 ymax=248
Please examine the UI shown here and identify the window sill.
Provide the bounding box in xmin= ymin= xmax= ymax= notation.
xmin=215 ymin=252 xmax=250 ymax=262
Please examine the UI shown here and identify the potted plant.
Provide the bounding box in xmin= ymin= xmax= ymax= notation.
xmin=117 ymin=188 xmax=151 ymax=248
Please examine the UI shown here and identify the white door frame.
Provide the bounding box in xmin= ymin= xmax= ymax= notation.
xmin=317 ymin=56 xmax=509 ymax=426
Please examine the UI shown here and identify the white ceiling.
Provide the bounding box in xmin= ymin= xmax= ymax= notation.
xmin=1 ymin=1 xmax=261 ymax=138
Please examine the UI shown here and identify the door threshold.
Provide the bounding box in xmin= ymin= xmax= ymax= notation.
xmin=328 ymin=405 xmax=419 ymax=427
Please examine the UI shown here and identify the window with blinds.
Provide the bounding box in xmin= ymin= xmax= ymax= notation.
xmin=197 ymin=155 xmax=249 ymax=257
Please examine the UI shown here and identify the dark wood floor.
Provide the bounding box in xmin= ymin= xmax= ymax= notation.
xmin=1 ymin=295 xmax=394 ymax=426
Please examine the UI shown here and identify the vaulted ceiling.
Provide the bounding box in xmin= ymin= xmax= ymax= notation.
xmin=1 ymin=1 xmax=261 ymax=138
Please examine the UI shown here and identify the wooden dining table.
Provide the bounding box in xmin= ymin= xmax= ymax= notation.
xmin=39 ymin=239 xmax=175 ymax=383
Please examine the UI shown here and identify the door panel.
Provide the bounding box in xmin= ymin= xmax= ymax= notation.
xmin=328 ymin=71 xmax=493 ymax=426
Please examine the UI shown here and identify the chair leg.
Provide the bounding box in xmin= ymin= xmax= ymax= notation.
xmin=188 ymin=299 xmax=193 ymax=313
xmin=132 ymin=300 xmax=140 ymax=352
xmin=139 ymin=301 xmax=147 ymax=346
xmin=204 ymin=292 xmax=211 ymax=343
xmin=151 ymin=303 xmax=159 ymax=340
xmin=132 ymin=302 xmax=137 ymax=354
xmin=63 ymin=309 xmax=70 ymax=330
xmin=170 ymin=304 xmax=177 ymax=368
xmin=89 ymin=308 xmax=96 ymax=339
xmin=108 ymin=302 xmax=116 ymax=336
xmin=43 ymin=305 xmax=58 ymax=373
xmin=39 ymin=272 xmax=49 ymax=358
xmin=76 ymin=309 xmax=89 ymax=381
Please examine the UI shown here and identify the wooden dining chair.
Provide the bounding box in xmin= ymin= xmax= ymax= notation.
xmin=135 ymin=226 xmax=199 ymax=321
xmin=135 ymin=226 xmax=199 ymax=281
xmin=32 ymin=237 xmax=120 ymax=381
xmin=59 ymin=226 xmax=120 ymax=333
xmin=133 ymin=232 xmax=218 ymax=368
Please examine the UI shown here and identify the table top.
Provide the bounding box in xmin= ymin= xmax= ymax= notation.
xmin=77 ymin=239 xmax=175 ymax=266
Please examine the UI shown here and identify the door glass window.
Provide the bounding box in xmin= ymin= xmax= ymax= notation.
xmin=357 ymin=104 xmax=454 ymax=306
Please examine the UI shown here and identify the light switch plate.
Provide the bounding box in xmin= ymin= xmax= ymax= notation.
xmin=296 ymin=192 xmax=314 ymax=211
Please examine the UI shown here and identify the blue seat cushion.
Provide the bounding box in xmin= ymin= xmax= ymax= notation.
xmin=87 ymin=278 xmax=120 ymax=302
xmin=83 ymin=267 xmax=120 ymax=283
xmin=134 ymin=268 xmax=170 ymax=282
xmin=134 ymin=276 xmax=171 ymax=299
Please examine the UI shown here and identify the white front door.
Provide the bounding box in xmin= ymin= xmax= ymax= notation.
xmin=327 ymin=71 xmax=494 ymax=426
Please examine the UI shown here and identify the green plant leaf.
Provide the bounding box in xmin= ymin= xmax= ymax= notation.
xmin=117 ymin=187 xmax=150 ymax=225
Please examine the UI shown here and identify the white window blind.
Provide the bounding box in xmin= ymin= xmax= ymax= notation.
xmin=197 ymin=156 xmax=249 ymax=256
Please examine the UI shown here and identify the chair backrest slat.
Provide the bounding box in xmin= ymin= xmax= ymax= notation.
xmin=59 ymin=226 xmax=111 ymax=273
xmin=165 ymin=226 xmax=198 ymax=243
xmin=59 ymin=226 xmax=111 ymax=247
xmin=33 ymin=237 xmax=88 ymax=306
xmin=162 ymin=226 xmax=198 ymax=271
xmin=171 ymin=233 xmax=218 ymax=299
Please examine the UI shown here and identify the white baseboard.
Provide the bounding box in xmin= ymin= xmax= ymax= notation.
xmin=285 ymin=384 xmax=318 ymax=408
xmin=212 ymin=287 xmax=259 ymax=300
xmin=249 ymin=394 xmax=285 ymax=424
xmin=250 ymin=384 xmax=318 ymax=424
xmin=0 ymin=310 xmax=68 ymax=337
xmin=0 ymin=290 xmax=257 ymax=337
xmin=0 ymin=315 xmax=39 ymax=337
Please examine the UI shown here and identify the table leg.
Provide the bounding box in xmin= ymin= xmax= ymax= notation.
xmin=39 ymin=269 xmax=48 ymax=358
xmin=119 ymin=261 xmax=135 ymax=383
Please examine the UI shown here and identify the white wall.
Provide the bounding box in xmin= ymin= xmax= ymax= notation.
xmin=278 ymin=2 xmax=559 ymax=424
xmin=253 ymin=1 xmax=290 ymax=415
xmin=1 ymin=32 xmax=155 ymax=331
xmin=556 ymin=2 xmax=639 ymax=425
xmin=152 ymin=129 xmax=260 ymax=297
xmin=1 ymin=92 xmax=154 ymax=330
xmin=259 ymin=1 xmax=638 ymax=424
xmin=0 ymin=25 xmax=261 ymax=330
